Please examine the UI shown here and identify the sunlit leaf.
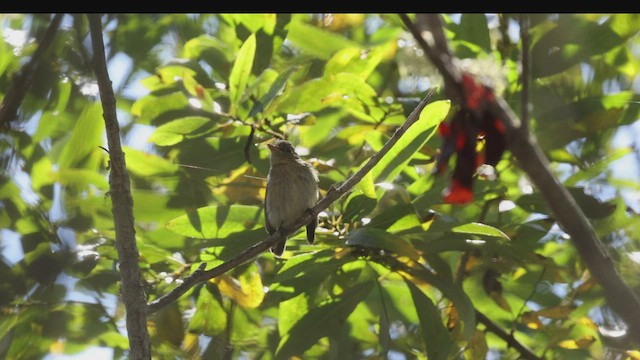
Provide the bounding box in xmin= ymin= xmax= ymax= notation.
xmin=211 ymin=263 xmax=264 ymax=308
xmin=130 ymin=90 xmax=191 ymax=125
xmin=187 ymin=287 xmax=227 ymax=336
xmin=229 ymin=33 xmax=256 ymax=115
xmin=324 ymin=45 xmax=388 ymax=80
xmin=182 ymin=34 xmax=233 ymax=61
xmin=286 ymin=19 xmax=359 ymax=60
xmin=224 ymin=14 xmax=277 ymax=34
xmin=451 ymin=222 xmax=510 ymax=240
xmin=522 ymin=311 xmax=543 ymax=330
xmin=277 ymin=73 xmax=379 ymax=117
xmin=275 ymin=281 xmax=375 ymax=358
xmin=164 ymin=205 xmax=263 ymax=239
xmin=52 ymin=168 xmax=109 ymax=191
xmin=532 ymin=15 xmax=626 ymax=78
xmin=148 ymin=116 xmax=213 ymax=146
xmin=558 ymin=336 xmax=596 ymax=349
xmin=248 ymin=66 xmax=297 ymax=119
xmin=278 ymin=292 xmax=309 ymax=337
xmin=452 ymin=14 xmax=491 ymax=56
xmin=369 ymin=100 xmax=450 ymax=183
xmin=123 ymin=146 xmax=179 ymax=177
xmin=627 ymin=350 xmax=640 ymax=360
xmin=57 ymin=103 xmax=104 ymax=169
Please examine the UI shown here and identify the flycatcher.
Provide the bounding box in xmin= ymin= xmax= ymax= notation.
xmin=265 ymin=139 xmax=319 ymax=256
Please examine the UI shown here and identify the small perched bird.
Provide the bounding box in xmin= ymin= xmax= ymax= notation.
xmin=265 ymin=139 xmax=319 ymax=256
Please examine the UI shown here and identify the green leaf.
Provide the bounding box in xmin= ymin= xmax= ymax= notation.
xmin=370 ymin=100 xmax=450 ymax=183
xmin=324 ymin=45 xmax=385 ymax=80
xmin=248 ymin=66 xmax=297 ymax=119
xmin=188 ymin=287 xmax=227 ymax=336
xmin=57 ymin=103 xmax=104 ymax=169
xmin=407 ymin=281 xmax=455 ymax=360
xmin=229 ymin=33 xmax=256 ymax=115
xmin=177 ymin=134 xmax=257 ymax=175
xmin=131 ymin=91 xmax=191 ymax=125
xmin=564 ymin=147 xmax=632 ymax=187
xmin=379 ymin=280 xmax=419 ymax=324
xmin=164 ymin=205 xmax=263 ymax=239
xmin=453 ymin=14 xmax=491 ymax=56
xmin=345 ymin=227 xmax=421 ymax=262
xmin=148 ymin=116 xmax=212 ymax=146
xmin=223 ymin=14 xmax=277 ymax=34
xmin=182 ymin=34 xmax=233 ymax=61
xmin=52 ymin=168 xmax=109 ymax=191
xmin=275 ymin=280 xmax=375 ymax=358
xmin=403 ymin=266 xmax=476 ymax=341
xmin=286 ymin=19 xmax=359 ymax=60
xmin=342 ymin=193 xmax=377 ymax=224
xmin=123 ymin=146 xmax=179 ymax=177
xmin=277 ymin=73 xmax=379 ymax=117
xmin=278 ymin=292 xmax=309 ymax=337
xmin=274 ymin=250 xmax=350 ymax=289
xmin=531 ymin=15 xmax=626 ymax=78
xmin=516 ymin=187 xmax=616 ymax=219
xmin=451 ymin=222 xmax=510 ymax=240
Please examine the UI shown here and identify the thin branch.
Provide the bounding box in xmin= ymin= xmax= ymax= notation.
xmin=519 ymin=14 xmax=531 ymax=131
xmin=88 ymin=14 xmax=151 ymax=359
xmin=0 ymin=13 xmax=63 ymax=131
xmin=147 ymin=87 xmax=437 ymax=315
xmin=476 ymin=310 xmax=542 ymax=360
xmin=402 ymin=13 xmax=640 ymax=344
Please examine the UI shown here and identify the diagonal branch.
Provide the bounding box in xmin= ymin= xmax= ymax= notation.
xmin=401 ymin=13 xmax=640 ymax=344
xmin=88 ymin=14 xmax=151 ymax=359
xmin=146 ymin=87 xmax=438 ymax=315
xmin=0 ymin=13 xmax=63 ymax=131
xmin=476 ymin=310 xmax=542 ymax=360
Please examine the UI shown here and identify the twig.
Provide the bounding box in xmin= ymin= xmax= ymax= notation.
xmin=476 ymin=310 xmax=542 ymax=360
xmin=519 ymin=14 xmax=531 ymax=132
xmin=88 ymin=14 xmax=151 ymax=359
xmin=146 ymin=87 xmax=437 ymax=315
xmin=0 ymin=14 xmax=63 ymax=131
xmin=402 ymin=13 xmax=640 ymax=344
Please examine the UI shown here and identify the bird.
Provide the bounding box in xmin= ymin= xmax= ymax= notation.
xmin=264 ymin=139 xmax=319 ymax=256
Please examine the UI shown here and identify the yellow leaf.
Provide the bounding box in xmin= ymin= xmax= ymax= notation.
xmin=522 ymin=311 xmax=543 ymax=330
xmin=559 ymin=336 xmax=595 ymax=349
xmin=49 ymin=340 xmax=65 ymax=354
xmin=182 ymin=332 xmax=200 ymax=357
xmin=626 ymin=350 xmax=640 ymax=359
xmin=211 ymin=265 xmax=265 ymax=308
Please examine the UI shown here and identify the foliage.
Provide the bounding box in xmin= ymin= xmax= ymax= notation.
xmin=1 ymin=13 xmax=640 ymax=360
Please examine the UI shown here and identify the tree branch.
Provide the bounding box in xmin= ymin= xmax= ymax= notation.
xmin=0 ymin=13 xmax=63 ymax=131
xmin=401 ymin=13 xmax=640 ymax=344
xmin=519 ymin=14 xmax=531 ymax=132
xmin=88 ymin=14 xmax=151 ymax=359
xmin=146 ymin=87 xmax=438 ymax=315
xmin=476 ymin=310 xmax=542 ymax=360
